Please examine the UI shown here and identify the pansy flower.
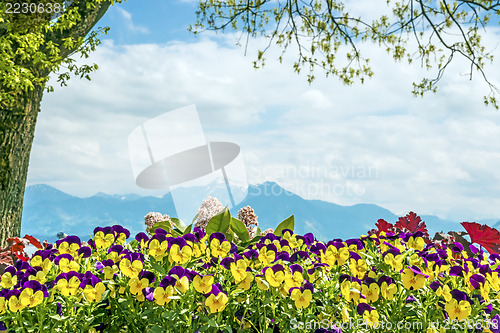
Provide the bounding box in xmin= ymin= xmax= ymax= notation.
xmin=242 ymin=249 xmax=259 ymax=261
xmin=147 ymin=234 xmax=169 ymax=261
xmin=56 ymin=236 xmax=81 ymax=257
xmin=321 ymin=242 xmax=349 ymax=268
xmin=283 ymin=231 xmax=304 ymax=249
xmin=128 ymin=275 xmax=150 ymax=296
xmin=346 ymin=239 xmax=364 ymax=252
xmin=340 ymin=276 xmax=363 ymax=303
xmin=284 ymin=264 xmax=303 ymax=290
xmin=258 ymin=244 xmax=277 ymax=266
xmin=238 ymin=269 xmax=254 ymax=291
xmin=7 ymin=289 xmax=23 ymax=312
xmin=112 ymin=225 xmax=130 ymax=245
xmin=209 ymin=233 xmax=231 ymax=258
xmin=378 ymin=276 xmax=397 ymax=300
xmin=362 ymin=277 xmax=380 ymax=303
xmin=28 ymin=267 xmax=47 ymax=285
xmin=55 ymin=271 xmax=82 ymax=297
xmin=264 ymin=264 xmax=286 ymax=287
xmin=274 ymin=251 xmax=290 ymax=262
xmin=289 ymin=283 xmax=313 ymax=309
xmin=306 ymin=263 xmax=328 ymax=283
xmin=230 ymin=255 xmax=248 ymax=283
xmin=119 ymin=252 xmax=144 ymax=278
xmin=193 ymin=274 xmax=214 ymax=294
xmin=310 ymin=243 xmax=326 ymax=256
xmin=357 ymin=303 xmax=379 ymax=325
xmin=0 ymin=298 xmax=6 ymax=315
xmin=80 ymin=272 xmax=106 ymax=303
xmin=255 ymin=274 xmax=269 ymax=291
xmin=153 ymin=276 xmax=176 ymax=306
xmin=135 ymin=232 xmax=149 ymax=249
xmin=134 ymin=271 xmax=155 ymax=301
xmin=348 ymin=253 xmax=368 ymax=279
xmin=384 ymin=248 xmax=403 ymax=271
xmin=404 ymin=232 xmax=426 ymax=251
xmin=78 ymin=246 xmax=92 ymax=259
xmin=168 ymin=266 xmax=189 ymax=293
xmin=142 ymin=287 xmax=155 ymax=302
xmin=401 ymin=266 xmax=428 ymax=290
xmin=205 ymin=284 xmax=228 ymax=313
xmin=100 ymin=259 xmax=119 ymax=280
xmin=107 ymin=245 xmax=124 ymax=263
xmin=94 ymin=227 xmax=115 ymax=249
xmin=54 ymin=254 xmax=80 ymax=273
xmin=0 ymin=267 xmax=17 ymax=289
xmin=19 ymin=280 xmax=48 ymax=308
xmin=486 ymin=271 xmax=500 ymax=291
xmin=290 ymin=250 xmax=310 ymax=263
xmin=445 ymin=289 xmax=472 ymax=320
xmin=169 ymin=237 xmax=193 ymax=264
xmin=30 ymin=249 xmax=56 ymax=274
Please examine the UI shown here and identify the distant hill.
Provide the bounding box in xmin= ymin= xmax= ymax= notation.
xmin=22 ymin=182 xmax=470 ymax=242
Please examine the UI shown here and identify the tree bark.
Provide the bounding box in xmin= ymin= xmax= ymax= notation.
xmin=0 ymin=85 xmax=44 ymax=246
xmin=0 ymin=1 xmax=112 ymax=246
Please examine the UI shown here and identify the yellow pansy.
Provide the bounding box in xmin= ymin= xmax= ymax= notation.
xmin=205 ymin=292 xmax=228 ymax=313
xmin=445 ymin=299 xmax=471 ymax=320
xmin=193 ymin=275 xmax=214 ymax=294
xmin=154 ymin=286 xmax=175 ymax=306
xmin=230 ymin=260 xmax=248 ymax=283
xmin=128 ymin=277 xmax=149 ymax=295
xmin=401 ymin=267 xmax=426 ymax=290
xmin=290 ymin=288 xmax=312 ymax=309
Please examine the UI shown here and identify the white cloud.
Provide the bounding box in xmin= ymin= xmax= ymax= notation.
xmin=28 ymin=23 xmax=500 ymax=222
xmin=115 ymin=7 xmax=149 ymax=34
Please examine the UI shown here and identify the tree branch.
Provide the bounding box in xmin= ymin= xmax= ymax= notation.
xmin=45 ymin=0 xmax=112 ymax=60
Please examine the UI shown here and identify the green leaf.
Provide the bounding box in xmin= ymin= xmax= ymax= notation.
xmin=225 ymin=228 xmax=235 ymax=242
xmin=206 ymin=206 xmax=231 ymax=236
xmin=149 ymin=220 xmax=172 ymax=234
xmin=48 ymin=314 xmax=69 ymax=321
xmin=183 ymin=223 xmax=193 ymax=235
xmin=147 ymin=326 xmax=164 ymax=333
xmin=256 ymin=226 xmax=262 ymax=236
xmin=150 ymin=260 xmax=166 ymax=275
xmin=171 ymin=217 xmax=187 ymax=232
xmin=230 ymin=217 xmax=250 ymax=242
xmin=274 ymin=215 xmax=295 ymax=237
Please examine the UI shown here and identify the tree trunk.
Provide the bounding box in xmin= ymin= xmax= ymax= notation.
xmin=0 ymin=85 xmax=44 ymax=246
xmin=0 ymin=1 xmax=112 ymax=247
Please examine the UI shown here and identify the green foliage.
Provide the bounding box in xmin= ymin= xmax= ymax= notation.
xmin=170 ymin=217 xmax=187 ymax=232
xmin=2 ymin=213 xmax=500 ymax=332
xmin=230 ymin=217 xmax=250 ymax=242
xmin=0 ymin=0 xmax=122 ymax=108
xmin=190 ymin=0 xmax=500 ymax=108
xmin=273 ymin=215 xmax=294 ymax=237
xmin=206 ymin=206 xmax=231 ymax=235
xmin=149 ymin=220 xmax=174 ymax=234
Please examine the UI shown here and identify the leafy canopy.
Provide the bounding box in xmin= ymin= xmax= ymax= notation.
xmin=0 ymin=0 xmax=121 ymax=108
xmin=190 ymin=0 xmax=500 ymax=108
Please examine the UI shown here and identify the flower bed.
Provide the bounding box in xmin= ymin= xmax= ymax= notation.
xmin=1 ymin=208 xmax=500 ymax=332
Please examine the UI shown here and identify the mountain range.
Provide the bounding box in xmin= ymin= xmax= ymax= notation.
xmin=21 ymin=182 xmax=494 ymax=243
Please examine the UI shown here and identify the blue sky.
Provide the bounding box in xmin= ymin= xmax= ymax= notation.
xmin=26 ymin=0 xmax=500 ymax=222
